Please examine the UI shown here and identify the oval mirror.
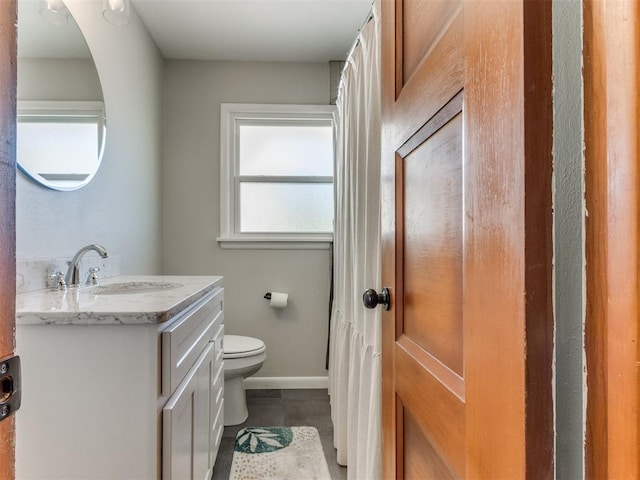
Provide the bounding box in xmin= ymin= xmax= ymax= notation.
xmin=17 ymin=0 xmax=106 ymax=191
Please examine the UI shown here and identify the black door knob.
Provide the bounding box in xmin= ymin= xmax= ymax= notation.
xmin=362 ymin=288 xmax=391 ymax=310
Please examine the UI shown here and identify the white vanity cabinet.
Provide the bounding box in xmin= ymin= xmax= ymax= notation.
xmin=162 ymin=290 xmax=225 ymax=480
xmin=15 ymin=276 xmax=224 ymax=480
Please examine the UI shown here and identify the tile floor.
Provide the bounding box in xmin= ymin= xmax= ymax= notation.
xmin=212 ymin=389 xmax=347 ymax=480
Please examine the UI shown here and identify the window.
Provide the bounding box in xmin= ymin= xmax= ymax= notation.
xmin=17 ymin=101 xmax=106 ymax=191
xmin=218 ymin=104 xmax=336 ymax=249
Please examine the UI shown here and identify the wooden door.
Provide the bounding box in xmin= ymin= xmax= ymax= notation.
xmin=380 ymin=0 xmax=554 ymax=478
xmin=0 ymin=1 xmax=16 ymax=479
xmin=584 ymin=0 xmax=639 ymax=478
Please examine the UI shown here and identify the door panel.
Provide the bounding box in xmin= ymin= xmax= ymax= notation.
xmin=381 ymin=0 xmax=554 ymax=478
xmin=401 ymin=0 xmax=462 ymax=84
xmin=394 ymin=8 xmax=462 ymax=147
xmin=403 ymin=411 xmax=456 ymax=480
xmin=402 ymin=113 xmax=463 ymax=375
xmin=395 ymin=343 xmax=464 ymax=476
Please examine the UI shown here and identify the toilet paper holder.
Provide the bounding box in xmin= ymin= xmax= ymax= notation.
xmin=263 ymin=292 xmax=288 ymax=308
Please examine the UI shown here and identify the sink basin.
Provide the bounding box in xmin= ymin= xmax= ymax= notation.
xmin=84 ymin=281 xmax=183 ymax=295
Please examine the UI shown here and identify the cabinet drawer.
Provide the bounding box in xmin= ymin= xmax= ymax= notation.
xmin=213 ymin=358 xmax=224 ymax=409
xmin=213 ymin=324 xmax=224 ymax=364
xmin=162 ymin=288 xmax=224 ymax=395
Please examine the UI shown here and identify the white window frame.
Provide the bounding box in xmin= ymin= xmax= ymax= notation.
xmin=218 ymin=103 xmax=336 ymax=249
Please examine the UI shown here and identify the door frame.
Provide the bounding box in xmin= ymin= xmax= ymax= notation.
xmin=584 ymin=1 xmax=639 ymax=478
xmin=0 ymin=0 xmax=17 ymax=478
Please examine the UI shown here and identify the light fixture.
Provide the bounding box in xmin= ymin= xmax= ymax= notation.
xmin=39 ymin=0 xmax=69 ymax=25
xmin=102 ymin=0 xmax=130 ymax=26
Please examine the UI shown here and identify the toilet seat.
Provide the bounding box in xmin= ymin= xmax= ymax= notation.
xmin=224 ymin=335 xmax=266 ymax=359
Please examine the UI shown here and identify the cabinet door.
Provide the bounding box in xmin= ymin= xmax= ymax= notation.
xmin=194 ymin=344 xmax=215 ymax=480
xmin=163 ymin=342 xmax=216 ymax=480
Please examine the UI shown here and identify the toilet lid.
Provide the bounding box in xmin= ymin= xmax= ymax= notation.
xmin=224 ymin=335 xmax=266 ymax=359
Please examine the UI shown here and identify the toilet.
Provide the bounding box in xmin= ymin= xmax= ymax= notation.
xmin=223 ymin=334 xmax=267 ymax=426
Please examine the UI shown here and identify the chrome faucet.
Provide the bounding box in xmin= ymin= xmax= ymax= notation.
xmin=65 ymin=244 xmax=109 ymax=287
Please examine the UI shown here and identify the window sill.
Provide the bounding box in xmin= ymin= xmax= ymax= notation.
xmin=217 ymin=235 xmax=333 ymax=250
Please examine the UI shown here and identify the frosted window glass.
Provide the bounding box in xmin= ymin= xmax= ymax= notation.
xmin=18 ymin=121 xmax=99 ymax=175
xmin=239 ymin=124 xmax=333 ymax=176
xmin=240 ymin=183 xmax=334 ymax=233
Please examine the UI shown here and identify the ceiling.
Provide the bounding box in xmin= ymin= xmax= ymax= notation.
xmin=18 ymin=0 xmax=372 ymax=63
xmin=132 ymin=0 xmax=372 ymax=62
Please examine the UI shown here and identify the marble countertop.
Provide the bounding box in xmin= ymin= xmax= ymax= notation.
xmin=16 ymin=275 xmax=223 ymax=325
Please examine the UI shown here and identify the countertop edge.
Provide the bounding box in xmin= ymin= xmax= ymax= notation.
xmin=16 ymin=275 xmax=223 ymax=326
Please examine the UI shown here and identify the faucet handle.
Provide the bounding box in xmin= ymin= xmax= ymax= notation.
xmin=86 ymin=267 xmax=101 ymax=286
xmin=49 ymin=272 xmax=67 ymax=291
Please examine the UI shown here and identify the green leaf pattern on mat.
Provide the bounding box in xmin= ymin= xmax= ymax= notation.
xmin=234 ymin=427 xmax=294 ymax=454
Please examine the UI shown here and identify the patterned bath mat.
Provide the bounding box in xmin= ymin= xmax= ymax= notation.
xmin=229 ymin=426 xmax=331 ymax=480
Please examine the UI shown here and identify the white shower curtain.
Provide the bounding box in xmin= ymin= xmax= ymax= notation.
xmin=328 ymin=2 xmax=381 ymax=479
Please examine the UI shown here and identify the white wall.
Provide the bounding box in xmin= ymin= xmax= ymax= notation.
xmin=552 ymin=0 xmax=584 ymax=478
xmin=16 ymin=0 xmax=164 ymax=275
xmin=162 ymin=61 xmax=332 ymax=379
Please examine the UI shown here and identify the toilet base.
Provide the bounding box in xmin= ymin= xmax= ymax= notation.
xmin=224 ymin=376 xmax=249 ymax=426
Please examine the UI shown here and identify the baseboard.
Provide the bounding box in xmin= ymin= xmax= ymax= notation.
xmin=244 ymin=376 xmax=329 ymax=390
